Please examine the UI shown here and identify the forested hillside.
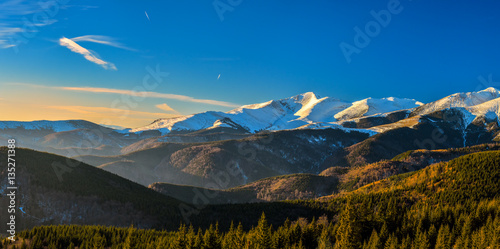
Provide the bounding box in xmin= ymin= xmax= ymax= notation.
xmin=2 ymin=150 xmax=499 ymax=248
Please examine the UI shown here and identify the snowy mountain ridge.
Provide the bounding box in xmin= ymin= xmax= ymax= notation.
xmin=411 ymin=87 xmax=500 ymax=117
xmin=1 ymin=88 xmax=499 ymax=135
xmin=130 ymin=92 xmax=423 ymax=134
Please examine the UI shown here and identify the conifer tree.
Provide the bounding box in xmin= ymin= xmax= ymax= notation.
xmin=202 ymin=224 xmax=220 ymax=249
xmin=255 ymin=213 xmax=273 ymax=249
xmin=317 ymin=228 xmax=333 ymax=249
xmin=435 ymin=225 xmax=451 ymax=249
xmin=92 ymin=233 xmax=106 ymax=249
xmin=123 ymin=225 xmax=136 ymax=249
xmin=335 ymin=198 xmax=361 ymax=249
xmin=383 ymin=234 xmax=397 ymax=249
xmin=364 ymin=229 xmax=381 ymax=249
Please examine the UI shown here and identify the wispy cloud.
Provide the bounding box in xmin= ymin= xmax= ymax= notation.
xmin=0 ymin=26 xmax=23 ymax=48
xmin=59 ymin=86 xmax=239 ymax=107
xmin=59 ymin=37 xmax=117 ymax=70
xmin=45 ymin=105 xmax=180 ymax=127
xmin=60 ymin=5 xmax=99 ymax=11
xmin=47 ymin=105 xmax=174 ymax=118
xmin=145 ymin=11 xmax=150 ymax=21
xmin=70 ymin=35 xmax=136 ymax=51
xmin=9 ymin=83 xmax=240 ymax=108
xmin=155 ymin=103 xmax=178 ymax=113
xmin=0 ymin=0 xmax=59 ymax=49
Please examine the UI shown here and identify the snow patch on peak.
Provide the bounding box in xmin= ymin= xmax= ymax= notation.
xmin=334 ymin=97 xmax=422 ymax=120
xmin=467 ymin=97 xmax=500 ymax=123
xmin=479 ymin=87 xmax=500 ymax=94
xmin=413 ymin=88 xmax=500 ymax=116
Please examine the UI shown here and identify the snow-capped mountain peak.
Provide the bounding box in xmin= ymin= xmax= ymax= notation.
xmin=130 ymin=92 xmax=423 ymax=134
xmin=412 ymin=88 xmax=500 ymax=116
xmin=334 ymin=97 xmax=423 ymax=120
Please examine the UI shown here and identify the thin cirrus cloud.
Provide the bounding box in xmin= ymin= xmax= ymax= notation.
xmin=45 ymin=105 xmax=180 ymax=127
xmin=70 ymin=35 xmax=136 ymax=51
xmin=58 ymin=86 xmax=240 ymax=108
xmin=10 ymin=83 xmax=240 ymax=108
xmin=47 ymin=105 xmax=176 ymax=118
xmin=0 ymin=0 xmax=59 ymax=49
xmin=155 ymin=103 xmax=178 ymax=113
xmin=59 ymin=37 xmax=117 ymax=70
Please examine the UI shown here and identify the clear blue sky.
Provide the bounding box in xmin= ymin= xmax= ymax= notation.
xmin=1 ymin=0 xmax=500 ymax=127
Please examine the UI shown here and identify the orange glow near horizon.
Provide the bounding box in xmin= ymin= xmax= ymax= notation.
xmin=0 ymin=83 xmax=181 ymax=128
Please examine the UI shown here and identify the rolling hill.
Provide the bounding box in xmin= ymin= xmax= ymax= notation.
xmin=0 ymin=147 xmax=183 ymax=232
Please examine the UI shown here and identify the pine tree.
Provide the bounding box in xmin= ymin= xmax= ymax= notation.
xmin=427 ymin=224 xmax=437 ymax=248
xmin=172 ymin=224 xmax=187 ymax=249
xmin=435 ymin=225 xmax=451 ymax=249
xmin=202 ymin=224 xmax=220 ymax=249
xmin=194 ymin=228 xmax=203 ymax=249
xmin=383 ymin=234 xmax=397 ymax=249
xmin=414 ymin=230 xmax=429 ymax=249
xmin=186 ymin=225 xmax=196 ymax=249
xmin=399 ymin=235 xmax=411 ymax=249
xmin=378 ymin=223 xmax=389 ymax=247
xmin=318 ymin=228 xmax=333 ymax=249
xmin=123 ymin=225 xmax=136 ymax=249
xmin=364 ymin=229 xmax=381 ymax=249
xmin=335 ymin=198 xmax=361 ymax=249
xmin=92 ymin=233 xmax=106 ymax=249
xmin=255 ymin=213 xmax=273 ymax=249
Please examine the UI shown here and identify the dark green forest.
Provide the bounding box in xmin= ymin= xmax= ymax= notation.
xmin=1 ymin=150 xmax=499 ymax=248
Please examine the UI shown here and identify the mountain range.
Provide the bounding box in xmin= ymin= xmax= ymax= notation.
xmin=1 ymin=88 xmax=500 ymax=189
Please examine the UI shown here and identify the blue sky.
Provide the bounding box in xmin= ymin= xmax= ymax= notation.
xmin=1 ymin=0 xmax=500 ymax=127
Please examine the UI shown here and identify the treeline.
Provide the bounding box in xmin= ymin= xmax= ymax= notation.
xmin=2 ymin=196 xmax=499 ymax=249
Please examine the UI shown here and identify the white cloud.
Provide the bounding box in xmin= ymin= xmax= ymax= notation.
xmin=155 ymin=103 xmax=178 ymax=113
xmin=70 ymin=35 xmax=136 ymax=51
xmin=59 ymin=37 xmax=117 ymax=70
xmin=8 ymin=83 xmax=241 ymax=108
xmin=59 ymin=86 xmax=239 ymax=107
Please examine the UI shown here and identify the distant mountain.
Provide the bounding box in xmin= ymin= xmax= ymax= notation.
xmin=150 ymin=143 xmax=500 ymax=204
xmin=130 ymin=92 xmax=422 ymax=134
xmin=75 ymin=129 xmax=371 ymax=188
xmin=410 ymin=87 xmax=500 ymax=117
xmin=0 ymin=120 xmax=104 ymax=132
